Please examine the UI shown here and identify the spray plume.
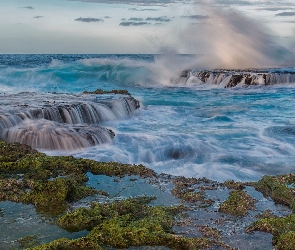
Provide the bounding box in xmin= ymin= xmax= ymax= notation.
xmin=154 ymin=1 xmax=294 ymax=71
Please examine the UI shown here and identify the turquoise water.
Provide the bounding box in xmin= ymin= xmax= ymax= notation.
xmin=1 ymin=54 xmax=295 ymax=181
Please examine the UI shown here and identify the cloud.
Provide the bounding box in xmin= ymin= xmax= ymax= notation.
xmin=129 ymin=7 xmax=158 ymax=11
xmin=104 ymin=16 xmax=111 ymax=18
xmin=34 ymin=16 xmax=43 ymax=19
xmin=129 ymin=17 xmax=144 ymax=21
xmin=259 ymin=7 xmax=294 ymax=11
xmin=214 ymin=0 xmax=252 ymax=5
xmin=275 ymin=12 xmax=295 ymax=16
xmin=119 ymin=21 xmax=150 ymax=26
xmin=181 ymin=15 xmax=209 ymax=20
xmin=19 ymin=6 xmax=34 ymax=9
xmin=70 ymin=0 xmax=177 ymax=5
xmin=75 ymin=17 xmax=104 ymax=22
xmin=146 ymin=16 xmax=171 ymax=22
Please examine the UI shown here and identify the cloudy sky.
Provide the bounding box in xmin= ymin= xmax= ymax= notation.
xmin=0 ymin=0 xmax=294 ymax=53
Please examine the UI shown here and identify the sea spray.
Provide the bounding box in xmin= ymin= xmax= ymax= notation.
xmin=150 ymin=3 xmax=295 ymax=70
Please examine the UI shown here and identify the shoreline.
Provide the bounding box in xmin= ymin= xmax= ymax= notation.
xmin=1 ymin=140 xmax=295 ymax=249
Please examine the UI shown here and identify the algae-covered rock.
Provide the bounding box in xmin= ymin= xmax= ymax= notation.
xmin=57 ymin=195 xmax=211 ymax=250
xmin=171 ymin=176 xmax=215 ymax=206
xmin=0 ymin=141 xmax=41 ymax=162
xmin=223 ymin=180 xmax=245 ymax=190
xmin=17 ymin=235 xmax=40 ymax=249
xmin=57 ymin=196 xmax=157 ymax=232
xmin=247 ymin=214 xmax=295 ymax=249
xmin=219 ymin=190 xmax=256 ymax=216
xmin=32 ymin=237 xmax=104 ymax=250
xmin=250 ymin=174 xmax=295 ymax=211
xmin=198 ymin=225 xmax=221 ymax=239
xmin=85 ymin=160 xmax=157 ymax=178
xmin=0 ymin=140 xmax=156 ymax=215
xmin=276 ymin=231 xmax=295 ymax=250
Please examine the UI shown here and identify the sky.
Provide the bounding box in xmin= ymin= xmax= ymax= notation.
xmin=0 ymin=0 xmax=294 ymax=54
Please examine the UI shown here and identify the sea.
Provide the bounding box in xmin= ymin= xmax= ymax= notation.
xmin=1 ymin=53 xmax=295 ymax=182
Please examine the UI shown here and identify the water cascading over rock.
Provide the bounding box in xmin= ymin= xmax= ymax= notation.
xmin=176 ymin=70 xmax=295 ymax=87
xmin=0 ymin=92 xmax=140 ymax=150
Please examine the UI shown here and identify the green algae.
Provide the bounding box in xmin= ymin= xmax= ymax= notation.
xmin=0 ymin=141 xmax=40 ymax=163
xmin=2 ymin=139 xmax=295 ymax=249
xmin=171 ymin=176 xmax=215 ymax=206
xmin=37 ymin=196 xmax=212 ymax=250
xmin=223 ymin=180 xmax=245 ymax=190
xmin=276 ymin=231 xmax=295 ymax=250
xmin=250 ymin=174 xmax=295 ymax=211
xmin=32 ymin=237 xmax=103 ymax=250
xmin=198 ymin=225 xmax=221 ymax=239
xmin=57 ymin=196 xmax=157 ymax=232
xmin=17 ymin=235 xmax=40 ymax=249
xmin=219 ymin=190 xmax=256 ymax=216
xmin=247 ymin=214 xmax=295 ymax=249
xmin=0 ymin=140 xmax=156 ymax=215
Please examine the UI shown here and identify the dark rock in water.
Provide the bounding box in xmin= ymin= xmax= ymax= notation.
xmin=197 ymin=71 xmax=211 ymax=83
xmin=83 ymin=89 xmax=130 ymax=95
xmin=180 ymin=69 xmax=191 ymax=78
xmin=177 ymin=69 xmax=295 ymax=87
xmin=225 ymin=74 xmax=244 ymax=88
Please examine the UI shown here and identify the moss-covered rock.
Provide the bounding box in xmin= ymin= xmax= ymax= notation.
xmin=85 ymin=160 xmax=157 ymax=178
xmin=0 ymin=140 xmax=156 ymax=215
xmin=198 ymin=225 xmax=221 ymax=239
xmin=247 ymin=214 xmax=295 ymax=248
xmin=34 ymin=195 xmax=214 ymax=250
xmin=32 ymin=237 xmax=104 ymax=250
xmin=250 ymin=175 xmax=295 ymax=211
xmin=57 ymin=196 xmax=157 ymax=232
xmin=219 ymin=190 xmax=256 ymax=216
xmin=223 ymin=180 xmax=245 ymax=190
xmin=0 ymin=141 xmax=40 ymax=162
xmin=17 ymin=235 xmax=40 ymax=249
xmin=171 ymin=176 xmax=215 ymax=206
xmin=276 ymin=231 xmax=295 ymax=250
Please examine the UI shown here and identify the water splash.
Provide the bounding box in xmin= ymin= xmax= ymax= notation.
xmin=152 ymin=3 xmax=295 ymax=70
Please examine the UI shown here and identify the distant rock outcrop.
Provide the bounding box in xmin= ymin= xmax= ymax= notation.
xmin=177 ymin=69 xmax=295 ymax=88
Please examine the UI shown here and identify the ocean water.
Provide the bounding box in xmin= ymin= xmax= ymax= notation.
xmin=1 ymin=54 xmax=295 ymax=182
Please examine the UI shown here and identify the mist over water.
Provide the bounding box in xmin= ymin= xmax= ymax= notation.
xmin=154 ymin=4 xmax=295 ymax=70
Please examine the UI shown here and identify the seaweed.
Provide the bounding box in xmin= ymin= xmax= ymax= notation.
xmin=249 ymin=174 xmax=295 ymax=211
xmin=38 ymin=196 xmax=212 ymax=250
xmin=171 ymin=176 xmax=215 ymax=206
xmin=247 ymin=214 xmax=295 ymax=249
xmin=0 ymin=140 xmax=156 ymax=215
xmin=17 ymin=235 xmax=40 ymax=249
xmin=219 ymin=190 xmax=256 ymax=216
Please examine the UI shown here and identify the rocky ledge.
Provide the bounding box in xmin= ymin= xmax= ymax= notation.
xmin=177 ymin=69 xmax=295 ymax=88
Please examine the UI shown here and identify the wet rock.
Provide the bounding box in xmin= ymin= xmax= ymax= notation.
xmin=83 ymin=89 xmax=130 ymax=95
xmin=218 ymin=190 xmax=256 ymax=216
